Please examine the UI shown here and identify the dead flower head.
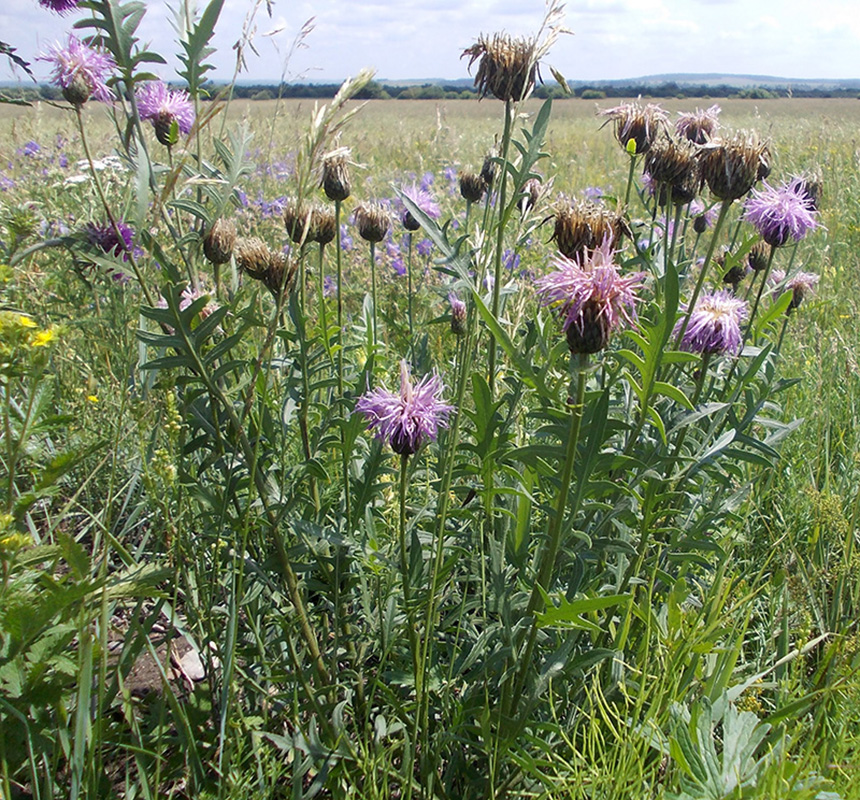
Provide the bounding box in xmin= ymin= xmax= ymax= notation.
xmin=462 ymin=1 xmax=568 ymax=102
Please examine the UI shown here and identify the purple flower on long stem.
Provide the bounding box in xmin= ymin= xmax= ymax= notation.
xmin=743 ymin=179 xmax=819 ymax=247
xmin=136 ymin=81 xmax=196 ymax=145
xmin=38 ymin=35 xmax=115 ymax=106
xmin=400 ymin=184 xmax=441 ymax=231
xmin=355 ymin=360 xmax=454 ymax=456
xmin=674 ymin=290 xmax=748 ymax=355
xmin=536 ymin=237 xmax=645 ymax=354
xmin=86 ymin=220 xmax=135 ymax=259
xmin=39 ymin=0 xmax=80 ymax=14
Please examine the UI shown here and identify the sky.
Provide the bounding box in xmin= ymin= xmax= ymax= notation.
xmin=3 ymin=0 xmax=860 ymax=86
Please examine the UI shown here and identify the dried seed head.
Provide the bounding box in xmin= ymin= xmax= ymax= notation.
xmin=355 ymin=203 xmax=391 ymax=243
xmin=321 ymin=151 xmax=351 ymax=202
xmin=234 ymin=236 xmax=271 ymax=280
xmin=459 ymin=170 xmax=487 ymax=203
xmin=462 ymin=33 xmax=538 ymax=102
xmin=480 ymin=152 xmax=499 ymax=189
xmin=311 ymin=207 xmax=337 ymax=245
xmin=519 ymin=176 xmax=550 ymax=214
xmin=599 ymin=102 xmax=669 ymax=155
xmin=693 ymin=214 xmax=708 ymax=234
xmin=262 ymin=251 xmax=299 ymax=297
xmin=283 ymin=199 xmax=314 ymax=245
xmin=203 ymin=218 xmax=237 ymax=265
xmin=699 ymin=132 xmax=769 ymax=201
xmin=675 ymin=105 xmax=721 ymax=145
xmin=550 ymin=200 xmax=630 ymax=262
xmin=643 ymin=137 xmax=700 ymax=206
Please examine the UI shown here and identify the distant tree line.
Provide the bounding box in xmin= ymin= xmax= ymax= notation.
xmin=5 ymin=79 xmax=860 ymax=104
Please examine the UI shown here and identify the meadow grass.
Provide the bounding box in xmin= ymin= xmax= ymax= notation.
xmin=2 ymin=50 xmax=860 ymax=800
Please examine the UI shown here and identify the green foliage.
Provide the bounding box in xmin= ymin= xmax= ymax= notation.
xmin=1 ymin=0 xmax=858 ymax=796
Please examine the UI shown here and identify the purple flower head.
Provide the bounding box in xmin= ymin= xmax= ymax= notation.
xmin=391 ymin=257 xmax=406 ymax=276
xmin=400 ymin=184 xmax=441 ymax=231
xmin=21 ymin=141 xmax=41 ymax=158
xmin=86 ymin=220 xmax=135 ymax=259
xmin=355 ymin=360 xmax=455 ymax=455
xmin=38 ymin=35 xmax=115 ymax=105
xmin=39 ymin=0 xmax=80 ymax=14
xmin=536 ymin=237 xmax=645 ymax=354
xmin=136 ymin=81 xmax=196 ymax=145
xmin=675 ymin=104 xmax=721 ymax=144
xmin=323 ymin=275 xmax=336 ymax=297
xmin=416 ymin=238 xmax=433 ymax=257
xmin=675 ymin=290 xmax=748 ymax=356
xmin=743 ymin=180 xmax=819 ymax=247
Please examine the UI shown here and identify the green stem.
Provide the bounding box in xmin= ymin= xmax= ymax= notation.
xmin=673 ymin=199 xmax=733 ymax=349
xmin=370 ymin=240 xmax=378 ymax=351
xmin=334 ymin=200 xmax=351 ymax=524
xmin=75 ymin=107 xmax=157 ymax=309
xmin=399 ymin=454 xmax=420 ymax=682
xmin=407 ymin=232 xmax=415 ymax=357
xmin=488 ymin=99 xmax=514 ymax=397
xmin=509 ymin=352 xmax=589 ymax=714
xmin=623 ymin=153 xmax=638 ymax=211
xmin=745 ymin=244 xmax=777 ymax=344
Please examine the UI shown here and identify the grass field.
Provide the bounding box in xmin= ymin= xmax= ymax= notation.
xmin=3 ymin=15 xmax=860 ymax=798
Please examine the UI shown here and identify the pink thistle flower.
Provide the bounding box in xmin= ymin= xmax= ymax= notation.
xmin=675 ymin=290 xmax=748 ymax=356
xmin=355 ymin=360 xmax=454 ymax=455
xmin=39 ymin=0 xmax=80 ymax=13
xmin=38 ymin=35 xmax=115 ymax=106
xmin=743 ymin=180 xmax=819 ymax=247
xmin=136 ymin=81 xmax=195 ymax=145
xmin=536 ymin=237 xmax=645 ymax=354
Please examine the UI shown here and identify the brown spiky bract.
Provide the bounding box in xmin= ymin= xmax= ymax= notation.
xmin=699 ymin=133 xmax=770 ymax=201
xmin=459 ymin=171 xmax=486 ymax=203
xmin=462 ymin=33 xmax=538 ymax=102
xmin=599 ymin=102 xmax=669 ymax=155
xmin=311 ymin=207 xmax=337 ymax=245
xmin=321 ymin=152 xmax=351 ymax=202
xmin=203 ymin=218 xmax=237 ymax=265
xmin=355 ymin=203 xmax=391 ymax=244
xmin=550 ymin=200 xmax=630 ymax=262
xmin=644 ymin=137 xmax=700 ymax=205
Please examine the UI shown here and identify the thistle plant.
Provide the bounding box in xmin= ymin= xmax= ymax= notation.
xmin=0 ymin=0 xmax=841 ymax=796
